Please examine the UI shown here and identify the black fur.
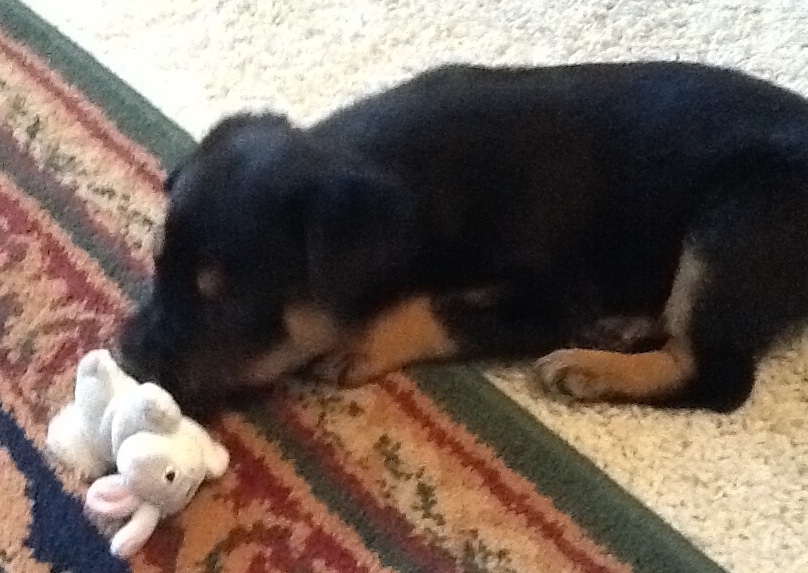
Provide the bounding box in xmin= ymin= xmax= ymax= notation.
xmin=119 ymin=61 xmax=808 ymax=413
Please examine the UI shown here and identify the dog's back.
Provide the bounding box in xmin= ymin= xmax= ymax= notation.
xmin=313 ymin=62 xmax=808 ymax=313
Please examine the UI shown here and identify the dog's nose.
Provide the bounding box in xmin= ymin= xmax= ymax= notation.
xmin=116 ymin=301 xmax=167 ymax=384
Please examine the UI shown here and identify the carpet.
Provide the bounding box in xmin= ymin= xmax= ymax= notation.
xmin=0 ymin=2 xmax=732 ymax=572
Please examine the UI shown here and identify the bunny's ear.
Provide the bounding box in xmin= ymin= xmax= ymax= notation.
xmin=85 ymin=474 xmax=141 ymax=519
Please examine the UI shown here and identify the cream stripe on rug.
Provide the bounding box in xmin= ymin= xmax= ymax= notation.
xmin=21 ymin=1 xmax=808 ymax=572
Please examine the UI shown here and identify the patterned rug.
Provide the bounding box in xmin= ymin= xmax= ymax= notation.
xmin=0 ymin=2 xmax=728 ymax=572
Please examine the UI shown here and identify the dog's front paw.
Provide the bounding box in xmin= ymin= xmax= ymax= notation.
xmin=534 ymin=349 xmax=611 ymax=401
xmin=307 ymin=351 xmax=382 ymax=387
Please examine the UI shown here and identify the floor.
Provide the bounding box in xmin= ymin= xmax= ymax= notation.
xmin=19 ymin=1 xmax=808 ymax=571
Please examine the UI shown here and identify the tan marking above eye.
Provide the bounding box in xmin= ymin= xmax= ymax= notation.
xmin=196 ymin=265 xmax=226 ymax=299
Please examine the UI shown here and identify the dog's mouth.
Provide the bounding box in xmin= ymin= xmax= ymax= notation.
xmin=111 ymin=344 xmax=157 ymax=385
xmin=292 ymin=352 xmax=333 ymax=379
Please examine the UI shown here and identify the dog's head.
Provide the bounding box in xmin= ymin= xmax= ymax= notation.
xmin=118 ymin=113 xmax=417 ymax=411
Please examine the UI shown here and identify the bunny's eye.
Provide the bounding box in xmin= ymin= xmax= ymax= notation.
xmin=165 ymin=469 xmax=176 ymax=483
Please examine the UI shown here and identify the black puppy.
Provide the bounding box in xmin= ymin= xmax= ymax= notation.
xmin=119 ymin=61 xmax=808 ymax=414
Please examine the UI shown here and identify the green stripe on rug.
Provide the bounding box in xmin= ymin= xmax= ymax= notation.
xmin=0 ymin=126 xmax=144 ymax=300
xmin=241 ymin=405 xmax=447 ymax=573
xmin=0 ymin=2 xmax=728 ymax=571
xmin=0 ymin=0 xmax=196 ymax=165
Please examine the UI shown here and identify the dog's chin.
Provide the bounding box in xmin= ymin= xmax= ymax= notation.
xmin=109 ymin=351 xmax=227 ymax=419
xmin=179 ymin=370 xmax=318 ymax=420
xmin=156 ymin=374 xmax=241 ymax=421
xmin=170 ymin=356 xmax=320 ymax=419
xmin=110 ymin=344 xmax=161 ymax=388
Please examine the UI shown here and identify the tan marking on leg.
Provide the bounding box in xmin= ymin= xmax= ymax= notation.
xmin=663 ymin=247 xmax=704 ymax=339
xmin=311 ymin=296 xmax=458 ymax=385
xmin=536 ymin=340 xmax=695 ymax=401
xmin=242 ymin=304 xmax=342 ymax=384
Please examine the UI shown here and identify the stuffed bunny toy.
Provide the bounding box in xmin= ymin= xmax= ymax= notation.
xmin=47 ymin=349 xmax=229 ymax=557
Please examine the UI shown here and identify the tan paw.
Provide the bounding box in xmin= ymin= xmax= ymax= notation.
xmin=307 ymin=351 xmax=384 ymax=387
xmin=534 ymin=349 xmax=612 ymax=401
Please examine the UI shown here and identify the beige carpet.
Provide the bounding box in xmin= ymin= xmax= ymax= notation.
xmin=20 ymin=1 xmax=808 ymax=571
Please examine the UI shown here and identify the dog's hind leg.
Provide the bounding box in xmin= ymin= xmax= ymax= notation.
xmin=536 ymin=246 xmax=703 ymax=405
xmin=537 ymin=174 xmax=808 ymax=412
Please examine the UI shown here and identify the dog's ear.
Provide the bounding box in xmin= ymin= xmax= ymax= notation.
xmin=304 ymin=165 xmax=417 ymax=313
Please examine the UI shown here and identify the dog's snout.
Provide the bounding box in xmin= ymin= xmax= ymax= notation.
xmin=117 ymin=299 xmax=172 ymax=383
xmin=116 ymin=299 xmax=213 ymax=414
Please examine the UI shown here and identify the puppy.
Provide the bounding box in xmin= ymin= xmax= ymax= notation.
xmin=119 ymin=61 xmax=808 ymax=414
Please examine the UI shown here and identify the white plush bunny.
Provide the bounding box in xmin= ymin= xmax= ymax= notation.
xmin=47 ymin=349 xmax=229 ymax=557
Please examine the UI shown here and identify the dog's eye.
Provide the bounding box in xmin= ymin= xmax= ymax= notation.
xmin=164 ymin=468 xmax=176 ymax=483
xmin=196 ymin=265 xmax=226 ymax=300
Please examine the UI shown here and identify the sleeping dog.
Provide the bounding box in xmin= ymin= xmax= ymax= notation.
xmin=118 ymin=61 xmax=808 ymax=414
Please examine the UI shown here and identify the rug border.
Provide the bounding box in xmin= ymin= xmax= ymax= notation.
xmin=413 ymin=365 xmax=728 ymax=573
xmin=0 ymin=0 xmax=196 ymax=167
xmin=2 ymin=2 xmax=728 ymax=571
xmin=0 ymin=407 xmax=130 ymax=573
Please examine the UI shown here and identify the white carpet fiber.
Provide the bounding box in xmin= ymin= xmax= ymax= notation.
xmin=20 ymin=1 xmax=808 ymax=571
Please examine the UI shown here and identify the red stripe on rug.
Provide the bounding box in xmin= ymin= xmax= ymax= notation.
xmin=214 ymin=428 xmax=305 ymax=521
xmin=0 ymin=182 xmax=120 ymax=317
xmin=0 ymin=30 xmax=166 ymax=192
xmin=0 ymin=177 xmax=127 ymax=426
xmin=379 ymin=376 xmax=618 ymax=573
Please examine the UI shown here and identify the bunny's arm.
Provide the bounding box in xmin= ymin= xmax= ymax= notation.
xmin=182 ymin=418 xmax=230 ymax=479
xmin=111 ymin=383 xmax=182 ymax=454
